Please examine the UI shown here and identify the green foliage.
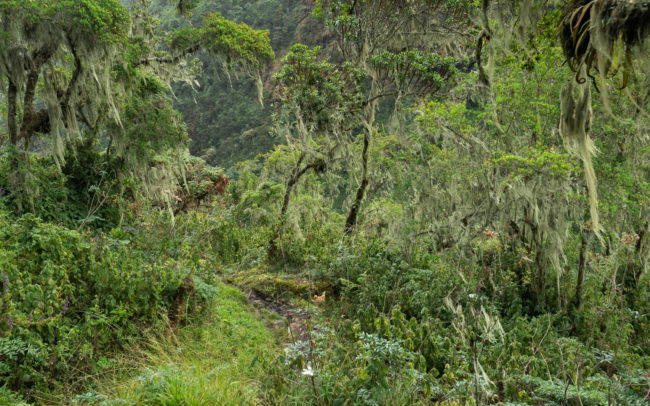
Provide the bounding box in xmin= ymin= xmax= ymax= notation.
xmin=0 ymin=0 xmax=129 ymax=45
xmin=153 ymin=0 xmax=309 ymax=167
xmin=74 ymin=283 xmax=278 ymax=406
xmin=266 ymin=320 xmax=433 ymax=405
xmin=116 ymin=84 xmax=187 ymax=160
xmin=492 ymin=145 xmax=578 ymax=184
xmin=275 ymin=44 xmax=366 ymax=135
xmin=0 ymin=149 xmax=82 ymax=224
xmin=200 ymin=12 xmax=274 ymax=68
xmin=168 ymin=11 xmax=274 ymax=69
xmin=314 ymin=0 xmax=478 ymax=23
xmin=0 ymin=2 xmax=648 ymax=405
xmin=369 ymin=51 xmax=459 ymax=95
xmin=259 ymin=240 xmax=649 ymax=404
xmin=0 ymin=386 xmax=29 ymax=406
xmin=0 ymin=207 xmax=223 ymax=401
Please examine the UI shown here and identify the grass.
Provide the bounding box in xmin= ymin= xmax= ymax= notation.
xmin=73 ymin=282 xmax=280 ymax=406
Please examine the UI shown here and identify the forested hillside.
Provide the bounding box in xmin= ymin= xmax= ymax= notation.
xmin=152 ymin=0 xmax=326 ymax=167
xmin=1 ymin=0 xmax=649 ymax=405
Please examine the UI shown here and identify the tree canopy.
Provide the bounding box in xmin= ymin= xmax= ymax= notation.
xmin=0 ymin=0 xmax=274 ymax=211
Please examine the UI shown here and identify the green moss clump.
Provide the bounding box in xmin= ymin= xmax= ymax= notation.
xmin=229 ymin=267 xmax=330 ymax=300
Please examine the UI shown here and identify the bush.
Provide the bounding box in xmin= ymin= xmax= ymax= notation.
xmin=0 ymin=212 xmax=209 ymax=400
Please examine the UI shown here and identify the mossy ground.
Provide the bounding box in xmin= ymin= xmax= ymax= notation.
xmin=228 ymin=266 xmax=331 ymax=302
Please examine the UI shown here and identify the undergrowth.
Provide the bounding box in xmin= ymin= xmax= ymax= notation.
xmin=72 ymin=283 xmax=279 ymax=406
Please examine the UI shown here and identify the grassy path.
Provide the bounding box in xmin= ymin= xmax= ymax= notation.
xmin=78 ymin=282 xmax=281 ymax=405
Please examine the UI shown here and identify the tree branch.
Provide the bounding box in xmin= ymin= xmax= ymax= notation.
xmin=137 ymin=45 xmax=201 ymax=68
xmin=62 ymin=34 xmax=84 ymax=122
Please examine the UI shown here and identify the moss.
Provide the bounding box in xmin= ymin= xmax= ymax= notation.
xmin=228 ymin=267 xmax=330 ymax=300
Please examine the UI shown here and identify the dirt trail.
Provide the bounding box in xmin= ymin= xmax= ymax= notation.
xmin=244 ymin=288 xmax=312 ymax=342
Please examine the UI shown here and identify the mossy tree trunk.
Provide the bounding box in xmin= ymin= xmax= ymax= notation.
xmin=343 ymin=80 xmax=379 ymax=236
xmin=279 ymin=154 xmax=306 ymax=220
xmin=573 ymin=226 xmax=590 ymax=311
xmin=344 ymin=131 xmax=369 ymax=235
xmin=269 ymin=153 xmax=326 ymax=258
xmin=7 ymin=78 xmax=18 ymax=146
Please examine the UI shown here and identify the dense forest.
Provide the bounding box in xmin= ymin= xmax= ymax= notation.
xmin=0 ymin=0 xmax=648 ymax=405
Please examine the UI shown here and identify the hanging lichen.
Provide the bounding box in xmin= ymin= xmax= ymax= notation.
xmin=557 ymin=0 xmax=650 ymax=235
xmin=559 ymin=73 xmax=601 ymax=235
xmin=479 ymin=0 xmax=649 ymax=242
xmin=0 ymin=0 xmax=129 ymax=209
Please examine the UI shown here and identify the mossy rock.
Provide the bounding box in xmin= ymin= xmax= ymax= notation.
xmin=228 ymin=267 xmax=330 ymax=300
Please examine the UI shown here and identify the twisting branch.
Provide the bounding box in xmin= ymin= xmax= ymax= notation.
xmin=138 ymin=45 xmax=201 ymax=67
xmin=269 ymin=150 xmax=330 ymax=259
xmin=62 ymin=34 xmax=84 ymax=123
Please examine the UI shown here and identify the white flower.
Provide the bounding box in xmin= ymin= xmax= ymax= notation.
xmin=301 ymin=363 xmax=314 ymax=377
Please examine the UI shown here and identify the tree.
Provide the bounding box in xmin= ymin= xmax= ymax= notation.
xmin=111 ymin=1 xmax=275 ymax=211
xmin=405 ymin=0 xmax=650 ymax=309
xmin=0 ymin=0 xmax=129 ymax=154
xmin=0 ymin=0 xmax=274 ymax=212
xmin=314 ymin=0 xmax=475 ymax=234
xmin=477 ymin=0 xmax=650 ymax=235
xmin=269 ymin=44 xmax=365 ymax=256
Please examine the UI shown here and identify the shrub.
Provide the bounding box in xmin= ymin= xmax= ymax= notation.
xmin=0 ymin=212 xmax=209 ymax=399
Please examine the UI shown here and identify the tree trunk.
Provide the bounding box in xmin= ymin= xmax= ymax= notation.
xmin=344 ymin=76 xmax=379 ymax=236
xmin=7 ymin=78 xmax=18 ymax=146
xmin=269 ymin=154 xmax=323 ymax=258
xmin=19 ymin=68 xmax=42 ymax=148
xmin=279 ymin=154 xmax=305 ymax=219
xmin=23 ymin=69 xmax=39 ymax=118
xmin=62 ymin=38 xmax=83 ymax=120
xmin=534 ymin=248 xmax=545 ymax=308
xmin=573 ymin=227 xmax=590 ymax=310
xmin=344 ymin=131 xmax=370 ymax=235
